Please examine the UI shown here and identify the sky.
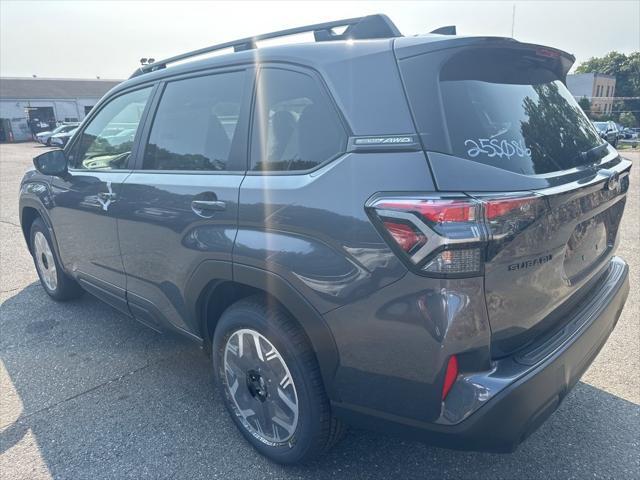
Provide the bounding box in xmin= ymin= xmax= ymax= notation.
xmin=1 ymin=0 xmax=639 ymax=80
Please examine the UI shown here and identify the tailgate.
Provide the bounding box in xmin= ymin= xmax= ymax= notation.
xmin=395 ymin=38 xmax=632 ymax=355
xmin=483 ymin=159 xmax=630 ymax=356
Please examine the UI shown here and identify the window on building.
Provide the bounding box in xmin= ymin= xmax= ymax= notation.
xmin=250 ymin=68 xmax=347 ymax=172
xmin=143 ymin=71 xmax=246 ymax=171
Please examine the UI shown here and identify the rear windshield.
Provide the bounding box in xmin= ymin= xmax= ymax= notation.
xmin=400 ymin=47 xmax=606 ymax=175
xmin=593 ymin=122 xmax=609 ymax=132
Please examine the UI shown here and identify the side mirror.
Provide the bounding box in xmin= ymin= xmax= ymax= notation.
xmin=33 ymin=149 xmax=67 ymax=176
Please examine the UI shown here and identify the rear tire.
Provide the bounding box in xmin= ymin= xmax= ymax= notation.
xmin=212 ymin=295 xmax=344 ymax=464
xmin=30 ymin=217 xmax=82 ymax=301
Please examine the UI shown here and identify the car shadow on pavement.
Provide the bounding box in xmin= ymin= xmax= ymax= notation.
xmin=1 ymin=283 xmax=639 ymax=479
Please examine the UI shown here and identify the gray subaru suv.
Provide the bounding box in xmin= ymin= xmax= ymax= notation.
xmin=19 ymin=15 xmax=630 ymax=464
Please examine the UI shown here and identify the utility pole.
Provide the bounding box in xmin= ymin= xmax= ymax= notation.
xmin=511 ymin=4 xmax=516 ymax=38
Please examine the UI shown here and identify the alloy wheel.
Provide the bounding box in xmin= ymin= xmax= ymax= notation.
xmin=223 ymin=328 xmax=299 ymax=446
xmin=34 ymin=231 xmax=57 ymax=291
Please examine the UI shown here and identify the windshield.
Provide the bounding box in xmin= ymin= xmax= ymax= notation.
xmin=399 ymin=47 xmax=607 ymax=175
xmin=593 ymin=122 xmax=607 ymax=132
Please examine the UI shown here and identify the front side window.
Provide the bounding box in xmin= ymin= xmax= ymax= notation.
xmin=142 ymin=71 xmax=246 ymax=171
xmin=250 ymin=68 xmax=347 ymax=172
xmin=69 ymin=87 xmax=151 ymax=170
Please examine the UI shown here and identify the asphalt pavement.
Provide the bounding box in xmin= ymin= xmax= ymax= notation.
xmin=1 ymin=142 xmax=638 ymax=479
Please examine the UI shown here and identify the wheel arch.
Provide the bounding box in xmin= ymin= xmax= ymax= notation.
xmin=19 ymin=198 xmax=57 ymax=257
xmin=20 ymin=206 xmax=41 ymax=252
xmin=189 ymin=260 xmax=341 ymax=401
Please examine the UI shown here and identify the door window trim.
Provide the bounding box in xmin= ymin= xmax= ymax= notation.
xmin=131 ymin=66 xmax=255 ymax=175
xmin=246 ymin=63 xmax=351 ymax=176
xmin=65 ymin=83 xmax=160 ymax=173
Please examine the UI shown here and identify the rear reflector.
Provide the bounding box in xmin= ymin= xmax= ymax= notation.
xmin=442 ymin=355 xmax=458 ymax=400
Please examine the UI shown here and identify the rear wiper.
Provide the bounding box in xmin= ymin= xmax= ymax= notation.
xmin=578 ymin=143 xmax=608 ymax=163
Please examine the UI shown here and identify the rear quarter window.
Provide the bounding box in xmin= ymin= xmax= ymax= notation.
xmin=250 ymin=68 xmax=347 ymax=172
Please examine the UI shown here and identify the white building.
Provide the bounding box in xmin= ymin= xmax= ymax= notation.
xmin=0 ymin=77 xmax=121 ymax=142
xmin=566 ymin=72 xmax=616 ymax=116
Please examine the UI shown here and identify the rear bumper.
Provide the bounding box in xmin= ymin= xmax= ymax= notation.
xmin=333 ymin=256 xmax=629 ymax=452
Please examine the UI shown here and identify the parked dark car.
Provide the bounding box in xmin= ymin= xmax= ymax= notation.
xmin=19 ymin=15 xmax=630 ymax=465
xmin=593 ymin=121 xmax=619 ymax=146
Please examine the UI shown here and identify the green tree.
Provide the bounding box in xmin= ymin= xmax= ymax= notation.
xmin=577 ymin=96 xmax=592 ymax=117
xmin=575 ymin=51 xmax=640 ymax=125
xmin=521 ymin=82 xmax=602 ymax=173
xmin=619 ymin=111 xmax=636 ymax=128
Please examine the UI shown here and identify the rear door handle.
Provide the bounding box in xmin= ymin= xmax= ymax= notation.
xmin=191 ymin=200 xmax=226 ymax=211
xmin=191 ymin=199 xmax=226 ymax=216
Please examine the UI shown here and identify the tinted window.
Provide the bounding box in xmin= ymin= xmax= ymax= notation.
xmin=70 ymin=88 xmax=151 ymax=170
xmin=594 ymin=122 xmax=606 ymax=131
xmin=400 ymin=48 xmax=605 ymax=175
xmin=250 ymin=68 xmax=346 ymax=172
xmin=143 ymin=71 xmax=246 ymax=171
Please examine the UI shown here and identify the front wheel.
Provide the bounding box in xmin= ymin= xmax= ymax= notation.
xmin=30 ymin=218 xmax=82 ymax=301
xmin=212 ymin=295 xmax=344 ymax=464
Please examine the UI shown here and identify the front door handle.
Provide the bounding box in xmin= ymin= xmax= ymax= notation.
xmin=191 ymin=199 xmax=226 ymax=217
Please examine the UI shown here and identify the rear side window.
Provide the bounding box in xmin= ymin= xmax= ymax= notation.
xmin=400 ymin=47 xmax=605 ymax=175
xmin=250 ymin=68 xmax=347 ymax=172
xmin=143 ymin=71 xmax=246 ymax=171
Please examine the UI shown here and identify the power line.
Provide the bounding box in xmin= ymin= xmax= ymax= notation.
xmin=575 ymin=96 xmax=640 ymax=100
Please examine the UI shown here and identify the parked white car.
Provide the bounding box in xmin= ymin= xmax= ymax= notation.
xmin=36 ymin=124 xmax=78 ymax=146
xmin=50 ymin=128 xmax=78 ymax=147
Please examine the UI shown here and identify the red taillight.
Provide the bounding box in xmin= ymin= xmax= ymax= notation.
xmin=481 ymin=194 xmax=545 ymax=242
xmin=376 ymin=199 xmax=476 ymax=223
xmin=442 ymin=355 xmax=458 ymax=400
xmin=382 ymin=221 xmax=425 ymax=252
xmin=484 ymin=196 xmax=538 ymax=220
xmin=368 ymin=193 xmax=544 ymax=276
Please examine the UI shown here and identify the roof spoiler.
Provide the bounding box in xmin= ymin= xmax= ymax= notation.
xmin=430 ymin=25 xmax=456 ymax=35
xmin=130 ymin=14 xmax=402 ymax=78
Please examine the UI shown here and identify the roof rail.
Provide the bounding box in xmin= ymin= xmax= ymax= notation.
xmin=130 ymin=14 xmax=401 ymax=78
